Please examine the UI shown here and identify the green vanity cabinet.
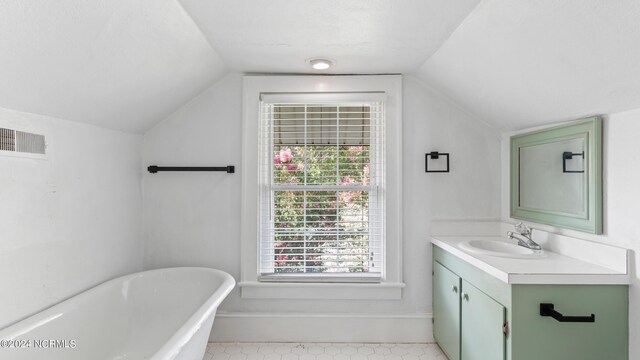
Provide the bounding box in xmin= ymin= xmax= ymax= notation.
xmin=433 ymin=262 xmax=461 ymax=360
xmin=434 ymin=262 xmax=506 ymax=360
xmin=433 ymin=245 xmax=628 ymax=360
xmin=460 ymin=279 xmax=506 ymax=360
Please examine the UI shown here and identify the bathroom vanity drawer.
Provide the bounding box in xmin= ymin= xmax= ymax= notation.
xmin=510 ymin=284 xmax=628 ymax=360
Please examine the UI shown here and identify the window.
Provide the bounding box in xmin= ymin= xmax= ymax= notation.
xmin=241 ymin=75 xmax=403 ymax=299
xmin=258 ymin=99 xmax=384 ymax=282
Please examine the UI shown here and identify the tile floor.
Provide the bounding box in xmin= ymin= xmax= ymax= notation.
xmin=203 ymin=343 xmax=447 ymax=360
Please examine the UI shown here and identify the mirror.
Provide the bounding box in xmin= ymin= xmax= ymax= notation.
xmin=510 ymin=117 xmax=602 ymax=233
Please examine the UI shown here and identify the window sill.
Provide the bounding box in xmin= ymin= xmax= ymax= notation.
xmin=238 ymin=281 xmax=405 ymax=300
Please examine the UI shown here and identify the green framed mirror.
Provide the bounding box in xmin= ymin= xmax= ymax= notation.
xmin=510 ymin=116 xmax=602 ymax=234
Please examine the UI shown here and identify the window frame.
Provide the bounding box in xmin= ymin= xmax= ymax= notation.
xmin=240 ymin=75 xmax=404 ymax=300
xmin=259 ymin=100 xmax=384 ymax=282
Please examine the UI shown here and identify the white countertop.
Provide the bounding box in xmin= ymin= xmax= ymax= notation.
xmin=431 ymin=235 xmax=629 ymax=285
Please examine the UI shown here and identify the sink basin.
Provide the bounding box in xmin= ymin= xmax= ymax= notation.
xmin=458 ymin=239 xmax=547 ymax=259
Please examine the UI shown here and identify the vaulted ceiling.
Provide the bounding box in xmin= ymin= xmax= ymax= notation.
xmin=0 ymin=0 xmax=226 ymax=133
xmin=1 ymin=0 xmax=640 ymax=133
xmin=417 ymin=0 xmax=640 ymax=130
xmin=177 ymin=0 xmax=480 ymax=74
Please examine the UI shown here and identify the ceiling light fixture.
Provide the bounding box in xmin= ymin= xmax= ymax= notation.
xmin=309 ymin=58 xmax=333 ymax=70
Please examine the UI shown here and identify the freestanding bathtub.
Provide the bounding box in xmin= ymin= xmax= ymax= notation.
xmin=0 ymin=267 xmax=235 ymax=360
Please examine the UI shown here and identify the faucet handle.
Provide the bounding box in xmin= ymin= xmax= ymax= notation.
xmin=515 ymin=222 xmax=532 ymax=235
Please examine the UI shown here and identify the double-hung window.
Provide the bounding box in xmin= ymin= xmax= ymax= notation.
xmin=241 ymin=75 xmax=402 ymax=299
xmin=258 ymin=94 xmax=385 ymax=282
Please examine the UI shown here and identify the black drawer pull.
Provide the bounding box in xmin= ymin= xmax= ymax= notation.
xmin=540 ymin=303 xmax=595 ymax=323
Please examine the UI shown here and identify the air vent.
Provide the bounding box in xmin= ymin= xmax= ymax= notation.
xmin=0 ymin=128 xmax=15 ymax=151
xmin=0 ymin=127 xmax=46 ymax=155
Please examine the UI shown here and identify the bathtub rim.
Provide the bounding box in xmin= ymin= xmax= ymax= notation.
xmin=0 ymin=267 xmax=236 ymax=359
xmin=151 ymin=267 xmax=235 ymax=359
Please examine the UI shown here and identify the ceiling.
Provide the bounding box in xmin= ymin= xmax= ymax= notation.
xmin=417 ymin=0 xmax=640 ymax=130
xmin=177 ymin=0 xmax=480 ymax=74
xmin=1 ymin=1 xmax=640 ymax=133
xmin=0 ymin=0 xmax=226 ymax=133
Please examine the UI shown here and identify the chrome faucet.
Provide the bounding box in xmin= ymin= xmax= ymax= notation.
xmin=507 ymin=222 xmax=542 ymax=250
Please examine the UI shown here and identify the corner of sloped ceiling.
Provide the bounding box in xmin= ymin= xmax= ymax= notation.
xmin=0 ymin=0 xmax=229 ymax=135
xmin=413 ymin=0 xmax=640 ymax=132
xmin=137 ymin=56 xmax=230 ymax=133
xmin=142 ymin=72 xmax=238 ymax=139
xmin=408 ymin=0 xmax=508 ymax=133
xmin=406 ymin=73 xmax=505 ymax=134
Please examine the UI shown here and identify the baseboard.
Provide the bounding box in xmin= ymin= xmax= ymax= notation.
xmin=210 ymin=312 xmax=433 ymax=343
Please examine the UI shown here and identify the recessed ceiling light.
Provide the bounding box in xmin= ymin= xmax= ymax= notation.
xmin=309 ymin=58 xmax=333 ymax=70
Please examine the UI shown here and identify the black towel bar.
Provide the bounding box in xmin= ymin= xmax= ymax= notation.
xmin=147 ymin=165 xmax=235 ymax=174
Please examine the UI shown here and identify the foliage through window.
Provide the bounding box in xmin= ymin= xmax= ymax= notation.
xmin=259 ymin=101 xmax=384 ymax=281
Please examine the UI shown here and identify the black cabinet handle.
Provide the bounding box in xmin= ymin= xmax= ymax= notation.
xmin=540 ymin=303 xmax=595 ymax=323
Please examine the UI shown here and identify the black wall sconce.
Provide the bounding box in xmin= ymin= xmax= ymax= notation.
xmin=425 ymin=152 xmax=450 ymax=173
xmin=562 ymin=151 xmax=584 ymax=173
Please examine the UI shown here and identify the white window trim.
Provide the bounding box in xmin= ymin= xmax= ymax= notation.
xmin=241 ymin=75 xmax=403 ymax=300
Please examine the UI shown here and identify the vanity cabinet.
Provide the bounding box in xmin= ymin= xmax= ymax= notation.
xmin=460 ymin=279 xmax=505 ymax=360
xmin=434 ymin=262 xmax=505 ymax=360
xmin=433 ymin=245 xmax=628 ymax=360
xmin=433 ymin=262 xmax=461 ymax=360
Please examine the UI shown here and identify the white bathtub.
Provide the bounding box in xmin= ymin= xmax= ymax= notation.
xmin=0 ymin=267 xmax=235 ymax=360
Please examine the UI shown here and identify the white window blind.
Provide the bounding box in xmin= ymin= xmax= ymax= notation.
xmin=258 ymin=97 xmax=385 ymax=282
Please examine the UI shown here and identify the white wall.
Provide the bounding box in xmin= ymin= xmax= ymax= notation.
xmin=142 ymin=74 xmax=502 ymax=341
xmin=501 ymin=109 xmax=640 ymax=358
xmin=0 ymin=107 xmax=143 ymax=329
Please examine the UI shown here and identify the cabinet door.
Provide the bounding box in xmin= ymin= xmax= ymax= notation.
xmin=461 ymin=280 xmax=505 ymax=360
xmin=433 ymin=262 xmax=461 ymax=360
